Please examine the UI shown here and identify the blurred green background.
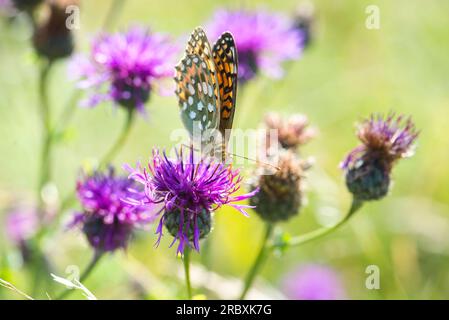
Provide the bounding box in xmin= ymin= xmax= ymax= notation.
xmin=1 ymin=0 xmax=449 ymax=299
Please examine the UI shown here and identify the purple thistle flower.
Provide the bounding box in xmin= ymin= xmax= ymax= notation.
xmin=282 ymin=264 xmax=346 ymax=300
xmin=124 ymin=147 xmax=258 ymax=254
xmin=0 ymin=0 xmax=16 ymax=16
xmin=341 ymin=113 xmax=418 ymax=170
xmin=69 ymin=26 xmax=178 ymax=113
xmin=341 ymin=113 xmax=418 ymax=201
xmin=70 ymin=167 xmax=153 ymax=252
xmin=205 ymin=8 xmax=304 ymax=82
xmin=5 ymin=206 xmax=38 ymax=245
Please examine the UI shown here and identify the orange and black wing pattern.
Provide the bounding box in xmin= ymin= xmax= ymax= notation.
xmin=212 ymin=32 xmax=238 ymax=144
xmin=185 ymin=27 xmax=221 ymax=110
xmin=174 ymin=54 xmax=220 ymax=137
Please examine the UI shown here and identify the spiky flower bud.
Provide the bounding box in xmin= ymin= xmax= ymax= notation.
xmin=345 ymin=158 xmax=390 ymax=201
xmin=32 ymin=0 xmax=77 ymax=61
xmin=250 ymin=150 xmax=309 ymax=222
xmin=293 ymin=1 xmax=315 ymax=48
xmin=164 ymin=209 xmax=212 ymax=242
xmin=12 ymin=0 xmax=42 ymax=12
xmin=341 ymin=113 xmax=418 ymax=201
xmin=264 ymin=112 xmax=316 ymax=151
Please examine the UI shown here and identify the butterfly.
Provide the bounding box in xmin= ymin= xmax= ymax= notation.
xmin=174 ymin=27 xmax=238 ymax=161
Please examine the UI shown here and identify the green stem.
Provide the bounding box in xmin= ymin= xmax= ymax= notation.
xmin=278 ymin=198 xmax=363 ymax=249
xmin=56 ymin=251 xmax=103 ymax=300
xmin=99 ymin=108 xmax=135 ymax=169
xmin=37 ymin=61 xmax=53 ymax=218
xmin=239 ymin=199 xmax=363 ymax=300
xmin=48 ymin=108 xmax=135 ymax=234
xmin=183 ymin=247 xmax=192 ymax=300
xmin=53 ymin=0 xmax=127 ymax=136
xmin=49 ymin=0 xmax=129 ymax=220
xmin=239 ymin=223 xmax=274 ymax=300
xmin=54 ymin=90 xmax=81 ymax=135
xmin=103 ymin=0 xmax=126 ymax=30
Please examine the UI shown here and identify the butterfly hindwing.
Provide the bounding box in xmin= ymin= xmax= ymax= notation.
xmin=174 ymin=54 xmax=220 ymax=139
xmin=212 ymin=32 xmax=238 ymax=145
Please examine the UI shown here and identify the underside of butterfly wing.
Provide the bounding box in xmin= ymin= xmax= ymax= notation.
xmin=212 ymin=32 xmax=238 ymax=145
xmin=186 ymin=27 xmax=221 ymax=109
xmin=174 ymin=54 xmax=220 ymax=141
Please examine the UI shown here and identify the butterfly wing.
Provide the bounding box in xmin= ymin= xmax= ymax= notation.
xmin=212 ymin=32 xmax=238 ymax=146
xmin=185 ymin=27 xmax=221 ymax=108
xmin=174 ymin=54 xmax=220 ymax=140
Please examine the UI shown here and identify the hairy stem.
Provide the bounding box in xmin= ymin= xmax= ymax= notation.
xmin=280 ymin=198 xmax=363 ymax=248
xmin=183 ymin=247 xmax=192 ymax=300
xmin=99 ymin=108 xmax=135 ymax=169
xmin=37 ymin=61 xmax=53 ymax=218
xmin=239 ymin=198 xmax=363 ymax=299
xmin=103 ymin=0 xmax=126 ymax=30
xmin=239 ymin=223 xmax=274 ymax=300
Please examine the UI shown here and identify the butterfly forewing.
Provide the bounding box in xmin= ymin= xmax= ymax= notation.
xmin=212 ymin=32 xmax=238 ymax=146
xmin=185 ymin=27 xmax=221 ymax=110
xmin=175 ymin=54 xmax=220 ymax=140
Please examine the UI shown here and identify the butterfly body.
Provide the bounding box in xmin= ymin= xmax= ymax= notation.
xmin=175 ymin=27 xmax=238 ymax=161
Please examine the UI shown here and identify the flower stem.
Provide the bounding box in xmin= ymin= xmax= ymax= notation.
xmin=103 ymin=0 xmax=126 ymax=30
xmin=183 ymin=247 xmax=192 ymax=300
xmin=280 ymin=198 xmax=363 ymax=248
xmin=239 ymin=199 xmax=363 ymax=300
xmin=49 ymin=108 xmax=135 ymax=232
xmin=56 ymin=251 xmax=104 ymax=300
xmin=99 ymin=108 xmax=135 ymax=169
xmin=37 ymin=61 xmax=53 ymax=218
xmin=54 ymin=90 xmax=81 ymax=135
xmin=239 ymin=223 xmax=274 ymax=300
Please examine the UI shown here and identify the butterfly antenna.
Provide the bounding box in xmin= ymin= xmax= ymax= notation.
xmin=226 ymin=152 xmax=281 ymax=171
xmin=180 ymin=144 xmax=280 ymax=171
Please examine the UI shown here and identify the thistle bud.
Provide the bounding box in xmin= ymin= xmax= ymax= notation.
xmin=5 ymin=206 xmax=38 ymax=264
xmin=341 ymin=113 xmax=418 ymax=201
xmin=164 ymin=209 xmax=212 ymax=242
xmin=250 ymin=150 xmax=309 ymax=222
xmin=345 ymin=158 xmax=390 ymax=201
xmin=264 ymin=112 xmax=316 ymax=152
xmin=12 ymin=0 xmax=42 ymax=12
xmin=293 ymin=1 xmax=315 ymax=48
xmin=32 ymin=0 xmax=77 ymax=61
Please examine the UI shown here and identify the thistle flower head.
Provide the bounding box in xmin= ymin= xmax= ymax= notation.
xmin=33 ymin=0 xmax=78 ymax=61
xmin=206 ymin=9 xmax=303 ymax=83
xmin=341 ymin=113 xmax=418 ymax=201
xmin=264 ymin=112 xmax=316 ymax=151
xmin=71 ymin=167 xmax=152 ymax=252
xmin=11 ymin=0 xmax=42 ymax=12
xmin=70 ymin=26 xmax=178 ymax=113
xmin=293 ymin=1 xmax=315 ymax=48
xmin=124 ymin=147 xmax=258 ymax=254
xmin=0 ymin=0 xmax=17 ymax=16
xmin=283 ymin=264 xmax=346 ymax=300
xmin=250 ymin=150 xmax=309 ymax=222
xmin=5 ymin=206 xmax=38 ymax=245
